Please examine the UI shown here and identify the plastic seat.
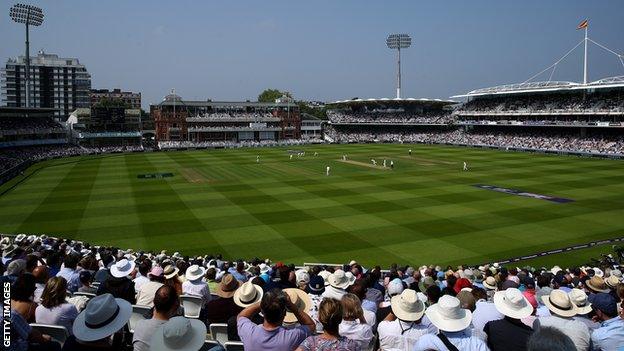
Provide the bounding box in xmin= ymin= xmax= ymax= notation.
xmin=180 ymin=295 xmax=203 ymax=319
xmin=209 ymin=323 xmax=229 ymax=344
xmin=224 ymin=341 xmax=245 ymax=351
xmin=129 ymin=305 xmax=152 ymax=333
xmin=30 ymin=324 xmax=69 ymax=346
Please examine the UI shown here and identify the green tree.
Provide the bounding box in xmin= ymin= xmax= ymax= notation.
xmin=258 ymin=89 xmax=292 ymax=103
xmin=94 ymin=97 xmax=130 ymax=109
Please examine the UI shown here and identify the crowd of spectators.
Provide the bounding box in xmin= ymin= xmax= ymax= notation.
xmin=158 ymin=139 xmax=323 ymax=150
xmin=0 ymin=145 xmax=145 ymax=174
xmin=328 ymin=111 xmax=454 ymax=125
xmin=324 ymin=126 xmax=624 ymax=155
xmin=0 ymin=117 xmax=65 ymax=134
xmin=2 ymin=233 xmax=624 ymax=350
xmin=187 ymin=112 xmax=279 ymax=122
xmin=457 ymin=119 xmax=623 ymax=127
xmin=457 ymin=91 xmax=624 ymax=114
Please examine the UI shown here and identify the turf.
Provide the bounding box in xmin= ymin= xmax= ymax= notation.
xmin=1 ymin=144 xmax=623 ymax=267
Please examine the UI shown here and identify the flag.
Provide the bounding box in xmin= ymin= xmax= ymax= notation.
xmin=577 ymin=19 xmax=588 ymax=30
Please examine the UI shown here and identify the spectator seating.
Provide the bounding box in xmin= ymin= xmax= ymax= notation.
xmin=180 ymin=295 xmax=203 ymax=319
xmin=30 ymin=324 xmax=69 ymax=346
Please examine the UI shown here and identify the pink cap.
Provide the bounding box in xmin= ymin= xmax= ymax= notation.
xmin=148 ymin=266 xmax=164 ymax=277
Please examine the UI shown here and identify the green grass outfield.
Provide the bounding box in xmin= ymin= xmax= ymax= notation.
xmin=1 ymin=143 xmax=623 ymax=267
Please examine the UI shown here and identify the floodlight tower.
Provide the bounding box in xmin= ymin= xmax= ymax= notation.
xmin=9 ymin=3 xmax=44 ymax=108
xmin=386 ymin=34 xmax=411 ymax=99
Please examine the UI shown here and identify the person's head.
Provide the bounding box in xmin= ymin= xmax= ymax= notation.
xmin=589 ymin=293 xmax=618 ymax=321
xmin=7 ymin=259 xmax=26 ymax=276
xmin=154 ymin=285 xmax=180 ymax=318
xmin=341 ymin=293 xmax=363 ymax=321
xmin=471 ymin=287 xmax=488 ymax=301
xmin=138 ymin=261 xmax=151 ymax=277
xmin=11 ymin=273 xmax=36 ymax=302
xmin=236 ymin=261 xmax=245 ymax=273
xmin=348 ymin=281 xmax=367 ymax=301
xmin=616 ymin=283 xmax=624 ymax=302
xmin=536 ymin=274 xmax=551 ymax=289
xmin=260 ymin=289 xmax=287 ymax=326
xmin=64 ymin=254 xmax=80 ymax=270
xmin=426 ymin=285 xmax=442 ymax=305
xmin=31 ymin=265 xmax=49 ymax=284
xmin=205 ymin=267 xmax=216 ymax=280
xmin=527 ymin=326 xmax=576 ymax=351
xmin=318 ymin=298 xmax=342 ymax=335
xmin=25 ymin=254 xmax=39 ymax=272
xmin=41 ymin=276 xmax=68 ymax=308
xmin=79 ymin=270 xmax=92 ymax=286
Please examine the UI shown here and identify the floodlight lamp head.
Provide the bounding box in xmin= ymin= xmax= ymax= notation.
xmin=386 ymin=33 xmax=411 ymax=50
xmin=9 ymin=3 xmax=44 ymax=26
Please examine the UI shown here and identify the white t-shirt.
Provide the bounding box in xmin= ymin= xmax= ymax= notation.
xmin=378 ymin=317 xmax=437 ymax=351
xmin=538 ymin=315 xmax=590 ymax=351
xmin=339 ymin=320 xmax=373 ymax=350
xmin=135 ymin=281 xmax=164 ymax=307
xmin=35 ymin=303 xmax=79 ymax=335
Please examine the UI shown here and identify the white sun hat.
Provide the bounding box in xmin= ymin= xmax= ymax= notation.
xmin=110 ymin=259 xmax=136 ymax=278
xmin=568 ymin=288 xmax=592 ymax=315
xmin=493 ymin=288 xmax=533 ymax=319
xmin=318 ymin=271 xmax=331 ymax=286
xmin=234 ymin=281 xmax=263 ymax=308
xmin=73 ymin=293 xmax=132 ymax=341
xmin=541 ymin=289 xmax=577 ymax=317
xmin=425 ymin=295 xmax=472 ymax=332
xmin=150 ymin=316 xmax=207 ymax=351
xmin=185 ymin=265 xmax=206 ymax=282
xmin=328 ymin=269 xmax=350 ymax=290
xmin=345 ymin=271 xmax=357 ymax=286
xmin=295 ymin=269 xmax=310 ymax=285
xmin=593 ymin=267 xmax=604 ymax=278
xmin=259 ymin=263 xmax=271 ymax=275
xmin=391 ymin=289 xmax=426 ymax=322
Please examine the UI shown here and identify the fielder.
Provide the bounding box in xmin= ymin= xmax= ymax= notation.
xmin=383 ymin=159 xmax=387 ymax=168
xmin=314 ymin=152 xmax=318 ymax=157
xmin=371 ymin=159 xmax=377 ymax=166
xmin=463 ymin=161 xmax=468 ymax=171
xmin=326 ymin=166 xmax=330 ymax=176
xmin=409 ymin=149 xmax=412 ymax=156
xmin=256 ymin=155 xmax=260 ymax=163
xmin=390 ymin=160 xmax=394 ymax=169
xmin=290 ymin=154 xmax=293 ymax=160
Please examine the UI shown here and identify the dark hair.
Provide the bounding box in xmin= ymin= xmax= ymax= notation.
xmin=537 ymin=274 xmax=551 ymax=288
xmin=26 ymin=254 xmax=39 ymax=272
xmin=471 ymin=287 xmax=488 ymax=301
xmin=347 ymin=281 xmax=367 ymax=301
xmin=154 ymin=285 xmax=179 ymax=313
xmin=138 ymin=261 xmax=151 ymax=276
xmin=426 ymin=285 xmax=442 ymax=304
xmin=446 ymin=275 xmax=457 ymax=289
xmin=261 ymin=289 xmax=287 ymax=325
xmin=527 ymin=326 xmax=576 ymax=351
xmin=63 ymin=254 xmax=80 ymax=270
xmin=11 ymin=273 xmax=36 ymax=302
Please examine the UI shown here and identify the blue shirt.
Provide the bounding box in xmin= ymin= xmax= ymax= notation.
xmin=56 ymin=267 xmax=81 ymax=292
xmin=591 ymin=316 xmax=624 ymax=351
xmin=227 ymin=268 xmax=249 ymax=282
xmin=8 ymin=309 xmax=31 ymax=351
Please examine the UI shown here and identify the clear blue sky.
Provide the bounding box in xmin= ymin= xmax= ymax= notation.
xmin=1 ymin=1 xmax=623 ymax=108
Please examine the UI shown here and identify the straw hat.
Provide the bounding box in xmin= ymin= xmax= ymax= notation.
xmin=605 ymin=275 xmax=620 ymax=289
xmin=73 ymin=294 xmax=132 ymax=341
xmin=425 ymin=295 xmax=472 ymax=332
xmin=391 ymin=289 xmax=425 ymax=322
xmin=493 ymin=288 xmax=533 ymax=319
xmin=283 ymin=288 xmax=312 ymax=324
xmin=418 ymin=276 xmax=435 ymax=293
xmin=234 ymin=281 xmax=263 ymax=308
xmin=593 ymin=267 xmax=604 ymax=278
xmin=185 ymin=265 xmax=206 ymax=282
xmin=585 ymin=276 xmax=610 ymax=293
xmin=15 ymin=234 xmax=26 ymax=242
xmin=568 ymin=288 xmax=592 ymax=315
xmin=150 ymin=316 xmax=206 ymax=351
xmin=215 ymin=274 xmax=241 ymax=298
xmin=163 ymin=265 xmax=180 ymax=280
xmin=328 ymin=269 xmax=350 ymax=290
xmin=483 ymin=276 xmax=497 ymax=290
xmin=541 ymin=289 xmax=577 ymax=317
xmin=110 ymin=259 xmax=136 ymax=278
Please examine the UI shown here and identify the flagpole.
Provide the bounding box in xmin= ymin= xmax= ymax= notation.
xmin=583 ymin=24 xmax=588 ymax=85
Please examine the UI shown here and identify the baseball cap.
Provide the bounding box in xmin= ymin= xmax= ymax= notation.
xmin=589 ymin=293 xmax=617 ymax=317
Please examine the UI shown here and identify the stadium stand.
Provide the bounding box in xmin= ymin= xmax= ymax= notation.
xmin=2 ymin=233 xmax=624 ymax=351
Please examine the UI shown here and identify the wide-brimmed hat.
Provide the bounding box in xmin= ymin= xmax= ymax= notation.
xmin=110 ymin=259 xmax=136 ymax=278
xmin=493 ymin=288 xmax=533 ymax=319
xmin=15 ymin=234 xmax=26 ymax=242
xmin=593 ymin=267 xmax=604 ymax=278
xmin=73 ymin=293 xmax=132 ymax=341
xmin=283 ymin=288 xmax=312 ymax=324
xmin=418 ymin=276 xmax=435 ymax=292
xmin=215 ymin=274 xmax=241 ymax=298
xmin=259 ymin=263 xmax=271 ymax=275
xmin=541 ymin=289 xmax=577 ymax=317
xmin=391 ymin=289 xmax=426 ymax=322
xmin=550 ymin=266 xmax=562 ymax=275
xmin=483 ymin=276 xmax=497 ymax=291
xmin=148 ymin=266 xmax=164 ymax=278
xmin=234 ymin=281 xmax=263 ymax=308
xmin=345 ymin=272 xmax=357 ymax=286
xmin=585 ymin=276 xmax=609 ymax=293
xmin=150 ymin=316 xmax=206 ymax=351
xmin=295 ymin=269 xmax=310 ymax=285
xmin=473 ymin=270 xmax=484 ymax=283
xmin=568 ymin=288 xmax=592 ymax=315
xmin=185 ymin=265 xmax=206 ymax=282
xmin=328 ymin=269 xmax=350 ymax=289
xmin=611 ymin=269 xmax=623 ymax=279
xmin=163 ymin=265 xmax=180 ymax=280
xmin=605 ymin=275 xmax=620 ymax=289
xmin=425 ymin=295 xmax=472 ymax=332
xmin=318 ymin=271 xmax=331 ymax=286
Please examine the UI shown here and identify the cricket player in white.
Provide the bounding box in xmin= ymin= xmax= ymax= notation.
xmin=371 ymin=159 xmax=377 ymax=166
xmin=314 ymin=152 xmax=318 ymax=157
xmin=409 ymin=149 xmax=412 ymax=156
xmin=390 ymin=160 xmax=394 ymax=169
xmin=326 ymin=166 xmax=330 ymax=176
xmin=290 ymin=154 xmax=293 ymax=160
xmin=256 ymin=155 xmax=260 ymax=163
xmin=463 ymin=161 xmax=468 ymax=171
xmin=383 ymin=159 xmax=387 ymax=168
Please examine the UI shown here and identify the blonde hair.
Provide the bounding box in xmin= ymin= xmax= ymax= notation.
xmin=341 ymin=293 xmax=363 ymax=321
xmin=41 ymin=277 xmax=68 ymax=309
